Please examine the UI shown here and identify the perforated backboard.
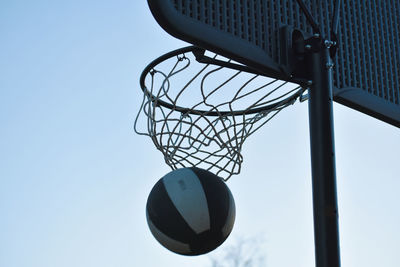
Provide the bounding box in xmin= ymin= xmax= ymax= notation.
xmin=147 ymin=0 xmax=400 ymax=127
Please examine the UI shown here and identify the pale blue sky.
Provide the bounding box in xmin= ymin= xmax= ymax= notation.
xmin=1 ymin=1 xmax=399 ymax=267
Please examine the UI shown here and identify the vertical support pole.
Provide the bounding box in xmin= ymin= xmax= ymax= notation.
xmin=306 ymin=39 xmax=341 ymax=267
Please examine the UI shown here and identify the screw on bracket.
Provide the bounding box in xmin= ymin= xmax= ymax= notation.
xmin=324 ymin=40 xmax=336 ymax=48
xmin=326 ymin=62 xmax=335 ymax=69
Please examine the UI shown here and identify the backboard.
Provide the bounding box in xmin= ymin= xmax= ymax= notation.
xmin=147 ymin=0 xmax=400 ymax=127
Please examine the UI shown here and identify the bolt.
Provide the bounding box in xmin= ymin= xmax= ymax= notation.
xmin=324 ymin=40 xmax=332 ymax=48
xmin=324 ymin=40 xmax=336 ymax=48
xmin=326 ymin=62 xmax=334 ymax=69
xmin=305 ymin=44 xmax=312 ymax=50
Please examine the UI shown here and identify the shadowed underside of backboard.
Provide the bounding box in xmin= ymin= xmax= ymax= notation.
xmin=332 ymin=1 xmax=400 ymax=127
xmin=147 ymin=0 xmax=399 ymax=127
xmin=147 ymin=0 xmax=287 ymax=79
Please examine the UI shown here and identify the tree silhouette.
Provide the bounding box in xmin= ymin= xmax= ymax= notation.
xmin=208 ymin=236 xmax=266 ymax=267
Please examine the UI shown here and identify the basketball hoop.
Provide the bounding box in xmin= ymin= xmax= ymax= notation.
xmin=135 ymin=46 xmax=305 ymax=180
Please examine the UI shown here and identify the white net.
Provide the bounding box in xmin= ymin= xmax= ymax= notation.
xmin=135 ymin=47 xmax=304 ymax=180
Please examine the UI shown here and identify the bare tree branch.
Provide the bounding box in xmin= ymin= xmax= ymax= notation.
xmin=208 ymin=235 xmax=266 ymax=267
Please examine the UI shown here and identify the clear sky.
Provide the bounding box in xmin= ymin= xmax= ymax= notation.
xmin=1 ymin=1 xmax=399 ymax=267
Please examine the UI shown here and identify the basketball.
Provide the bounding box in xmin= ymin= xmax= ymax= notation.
xmin=146 ymin=167 xmax=235 ymax=255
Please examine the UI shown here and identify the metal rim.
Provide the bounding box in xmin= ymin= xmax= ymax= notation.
xmin=140 ymin=46 xmax=305 ymax=117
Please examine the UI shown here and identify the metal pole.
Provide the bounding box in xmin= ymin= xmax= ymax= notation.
xmin=306 ymin=38 xmax=341 ymax=267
